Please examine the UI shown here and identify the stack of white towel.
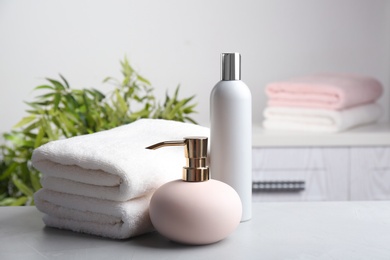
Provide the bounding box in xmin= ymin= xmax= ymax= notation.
xmin=33 ymin=119 xmax=209 ymax=239
xmin=262 ymin=74 xmax=383 ymax=132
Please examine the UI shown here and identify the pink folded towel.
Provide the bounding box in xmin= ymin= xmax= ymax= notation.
xmin=266 ymin=74 xmax=383 ymax=110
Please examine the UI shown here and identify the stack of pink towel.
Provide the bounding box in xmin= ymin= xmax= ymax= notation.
xmin=263 ymin=74 xmax=383 ymax=132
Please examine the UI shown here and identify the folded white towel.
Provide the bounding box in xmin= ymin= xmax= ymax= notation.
xmin=32 ymin=119 xmax=210 ymax=201
xmin=34 ymin=189 xmax=153 ymax=239
xmin=262 ymin=103 xmax=382 ymax=132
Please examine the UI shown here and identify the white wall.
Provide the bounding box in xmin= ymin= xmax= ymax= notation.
xmin=0 ymin=0 xmax=389 ymax=133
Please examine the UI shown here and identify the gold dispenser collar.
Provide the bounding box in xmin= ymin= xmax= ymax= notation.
xmin=146 ymin=137 xmax=209 ymax=182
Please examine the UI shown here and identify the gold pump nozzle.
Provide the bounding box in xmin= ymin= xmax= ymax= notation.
xmin=146 ymin=136 xmax=209 ymax=182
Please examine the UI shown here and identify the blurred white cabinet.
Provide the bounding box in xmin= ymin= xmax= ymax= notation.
xmin=350 ymin=147 xmax=390 ymax=200
xmin=252 ymin=146 xmax=390 ymax=201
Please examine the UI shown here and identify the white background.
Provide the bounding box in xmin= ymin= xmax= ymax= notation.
xmin=0 ymin=0 xmax=389 ymax=133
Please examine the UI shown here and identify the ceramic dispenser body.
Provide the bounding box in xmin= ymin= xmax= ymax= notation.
xmin=210 ymin=53 xmax=252 ymax=222
xmin=146 ymin=137 xmax=242 ymax=245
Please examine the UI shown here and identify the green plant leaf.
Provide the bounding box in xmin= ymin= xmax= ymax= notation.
xmin=0 ymin=197 xmax=20 ymax=206
xmin=54 ymin=93 xmax=61 ymax=111
xmin=82 ymin=92 xmax=90 ymax=113
xmin=89 ymin=88 xmax=105 ymax=101
xmin=37 ymin=92 xmax=56 ymax=99
xmin=29 ymin=170 xmax=41 ymax=192
xmin=183 ymin=103 xmax=197 ymax=114
xmin=59 ymin=74 xmax=70 ymax=89
xmin=115 ymin=89 xmax=128 ymax=113
xmin=137 ymin=74 xmax=151 ymax=85
xmin=184 ymin=116 xmax=198 ymax=124
xmin=22 ymin=121 xmax=40 ymax=134
xmin=41 ymin=118 xmax=56 ymax=140
xmin=163 ymin=95 xmax=175 ymax=114
xmin=173 ymin=85 xmax=180 ymax=100
xmin=46 ymin=78 xmax=66 ymax=90
xmin=0 ymin=162 xmax=18 ymax=181
xmin=64 ymin=93 xmax=78 ymax=110
xmin=25 ymin=101 xmax=45 ymax=112
xmin=10 ymin=196 xmax=28 ymax=206
xmin=12 ymin=175 xmax=34 ymax=197
xmin=168 ymin=99 xmax=189 ymax=119
xmin=4 ymin=132 xmax=24 ymax=146
xmin=13 ymin=115 xmax=36 ymax=129
xmin=102 ymin=76 xmax=120 ymax=85
xmin=58 ymin=113 xmax=77 ymax=135
xmin=34 ymin=85 xmax=54 ymax=90
xmin=34 ymin=127 xmax=45 ymax=148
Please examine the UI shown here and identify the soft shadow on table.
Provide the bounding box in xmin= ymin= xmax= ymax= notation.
xmin=131 ymin=231 xmax=229 ymax=250
xmin=43 ymin=226 xmax=218 ymax=250
xmin=42 ymin=225 xmax=154 ymax=243
xmin=42 ymin=226 xmax=115 ymax=242
xmin=131 ymin=232 xmax=189 ymax=249
xmin=42 ymin=226 xmax=167 ymax=244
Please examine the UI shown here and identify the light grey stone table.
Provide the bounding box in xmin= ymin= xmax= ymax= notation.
xmin=1 ymin=202 xmax=390 ymax=260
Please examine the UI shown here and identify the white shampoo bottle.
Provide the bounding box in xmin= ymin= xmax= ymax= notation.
xmin=210 ymin=53 xmax=252 ymax=222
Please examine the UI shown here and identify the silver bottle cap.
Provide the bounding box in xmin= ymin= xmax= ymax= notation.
xmin=221 ymin=53 xmax=241 ymax=80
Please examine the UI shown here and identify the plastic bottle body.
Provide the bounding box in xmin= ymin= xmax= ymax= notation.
xmin=210 ymin=80 xmax=252 ymax=222
xmin=149 ymin=179 xmax=242 ymax=245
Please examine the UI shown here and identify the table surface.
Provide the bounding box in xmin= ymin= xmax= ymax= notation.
xmin=1 ymin=202 xmax=390 ymax=260
xmin=253 ymin=123 xmax=390 ymax=147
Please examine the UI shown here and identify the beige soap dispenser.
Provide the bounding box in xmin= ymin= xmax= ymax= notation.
xmin=146 ymin=137 xmax=242 ymax=245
